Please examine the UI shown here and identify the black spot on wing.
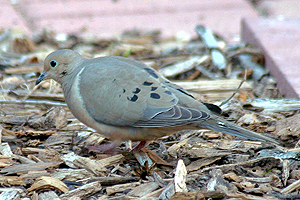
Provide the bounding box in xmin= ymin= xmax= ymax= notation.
xmin=143 ymin=81 xmax=153 ymax=86
xmin=203 ymin=102 xmax=222 ymax=115
xmin=133 ymin=88 xmax=141 ymax=94
xmin=164 ymin=90 xmax=172 ymax=95
xmin=150 ymin=93 xmax=160 ymax=99
xmin=143 ymin=68 xmax=159 ymax=78
xmin=127 ymin=95 xmax=138 ymax=102
xmin=151 ymin=87 xmax=158 ymax=91
xmin=119 ymin=89 xmax=126 ymax=98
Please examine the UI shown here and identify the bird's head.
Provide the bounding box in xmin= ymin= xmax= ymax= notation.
xmin=36 ymin=49 xmax=84 ymax=85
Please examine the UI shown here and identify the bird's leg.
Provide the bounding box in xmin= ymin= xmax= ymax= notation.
xmin=130 ymin=141 xmax=148 ymax=152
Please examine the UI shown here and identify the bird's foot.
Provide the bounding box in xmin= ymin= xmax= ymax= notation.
xmin=129 ymin=141 xmax=148 ymax=152
xmin=85 ymin=142 xmax=120 ymax=155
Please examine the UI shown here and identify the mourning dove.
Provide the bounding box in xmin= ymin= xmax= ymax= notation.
xmin=36 ymin=49 xmax=279 ymax=151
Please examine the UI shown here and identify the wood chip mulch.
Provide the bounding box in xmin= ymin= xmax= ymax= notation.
xmin=0 ymin=27 xmax=299 ymax=200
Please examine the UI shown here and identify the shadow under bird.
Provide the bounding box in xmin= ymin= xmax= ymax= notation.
xmin=36 ymin=49 xmax=279 ymax=152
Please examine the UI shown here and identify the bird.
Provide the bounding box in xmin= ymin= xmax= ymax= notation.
xmin=36 ymin=49 xmax=279 ymax=152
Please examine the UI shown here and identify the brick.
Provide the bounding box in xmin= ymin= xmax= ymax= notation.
xmin=14 ymin=0 xmax=258 ymax=40
xmin=0 ymin=0 xmax=31 ymax=33
xmin=242 ymin=17 xmax=300 ymax=98
xmin=256 ymin=0 xmax=300 ymax=19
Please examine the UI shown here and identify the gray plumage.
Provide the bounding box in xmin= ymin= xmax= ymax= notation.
xmin=36 ymin=49 xmax=279 ymax=147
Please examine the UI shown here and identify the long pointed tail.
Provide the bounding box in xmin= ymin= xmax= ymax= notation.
xmin=198 ymin=116 xmax=280 ymax=145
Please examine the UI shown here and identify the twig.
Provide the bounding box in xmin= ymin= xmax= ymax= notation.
xmin=23 ymin=84 xmax=40 ymax=100
xmin=219 ymin=69 xmax=247 ymax=107
xmin=0 ymin=99 xmax=67 ymax=107
xmin=226 ymin=47 xmax=263 ymax=59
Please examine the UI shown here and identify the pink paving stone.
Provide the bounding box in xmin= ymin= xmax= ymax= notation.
xmin=257 ymin=0 xmax=300 ymax=19
xmin=241 ymin=17 xmax=300 ymax=98
xmin=11 ymin=0 xmax=258 ymax=41
xmin=0 ymin=0 xmax=31 ymax=33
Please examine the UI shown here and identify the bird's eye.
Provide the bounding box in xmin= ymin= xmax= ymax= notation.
xmin=50 ymin=60 xmax=58 ymax=68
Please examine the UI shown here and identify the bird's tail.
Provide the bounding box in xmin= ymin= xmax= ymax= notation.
xmin=197 ymin=116 xmax=280 ymax=145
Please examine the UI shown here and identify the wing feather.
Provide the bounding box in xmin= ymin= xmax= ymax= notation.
xmin=79 ymin=56 xmax=211 ymax=128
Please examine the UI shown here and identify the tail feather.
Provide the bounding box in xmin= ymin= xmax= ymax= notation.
xmin=198 ymin=117 xmax=280 ymax=145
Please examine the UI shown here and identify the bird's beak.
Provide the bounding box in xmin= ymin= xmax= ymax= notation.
xmin=36 ymin=71 xmax=47 ymax=85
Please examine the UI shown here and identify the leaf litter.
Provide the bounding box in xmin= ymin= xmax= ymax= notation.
xmin=0 ymin=26 xmax=299 ymax=200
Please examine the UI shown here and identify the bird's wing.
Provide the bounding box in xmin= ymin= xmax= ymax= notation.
xmin=78 ymin=56 xmax=210 ymax=127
